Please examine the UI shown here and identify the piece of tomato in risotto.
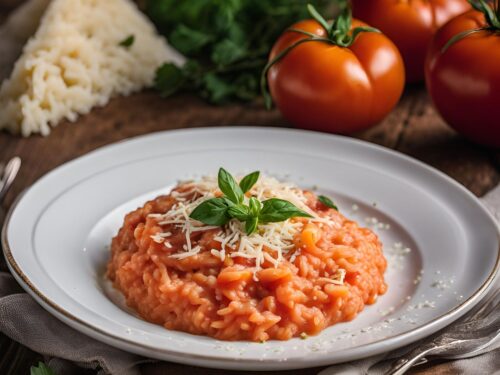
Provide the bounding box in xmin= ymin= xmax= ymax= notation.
xmin=107 ymin=175 xmax=387 ymax=342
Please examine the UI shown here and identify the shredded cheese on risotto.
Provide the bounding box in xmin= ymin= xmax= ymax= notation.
xmin=148 ymin=176 xmax=337 ymax=272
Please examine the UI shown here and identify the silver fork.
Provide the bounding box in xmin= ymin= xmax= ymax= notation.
xmin=385 ymin=288 xmax=500 ymax=374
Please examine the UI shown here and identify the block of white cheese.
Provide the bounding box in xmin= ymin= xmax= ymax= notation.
xmin=0 ymin=0 xmax=184 ymax=136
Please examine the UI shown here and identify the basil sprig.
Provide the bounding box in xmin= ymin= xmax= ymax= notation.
xmin=189 ymin=168 xmax=312 ymax=234
xmin=318 ymin=195 xmax=339 ymax=211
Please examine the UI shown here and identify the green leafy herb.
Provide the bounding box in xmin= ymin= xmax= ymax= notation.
xmin=147 ymin=0 xmax=331 ymax=103
xmin=190 ymin=197 xmax=231 ymax=226
xmin=30 ymin=362 xmax=56 ymax=375
xmin=119 ymin=35 xmax=135 ymax=48
xmin=239 ymin=171 xmax=260 ymax=193
xmin=155 ymin=63 xmax=185 ymax=97
xmin=259 ymin=198 xmax=313 ymax=222
xmin=249 ymin=197 xmax=261 ymax=216
xmin=189 ymin=168 xmax=312 ymax=234
xmin=318 ymin=195 xmax=338 ymax=211
xmin=228 ymin=204 xmax=251 ymax=221
xmin=218 ymin=167 xmax=244 ymax=204
xmin=245 ymin=216 xmax=259 ymax=235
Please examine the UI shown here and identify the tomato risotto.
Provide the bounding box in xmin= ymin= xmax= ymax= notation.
xmin=107 ymin=175 xmax=387 ymax=342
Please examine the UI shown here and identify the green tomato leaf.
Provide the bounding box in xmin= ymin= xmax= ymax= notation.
xmin=218 ymin=168 xmax=244 ymax=204
xmin=259 ymin=198 xmax=313 ymax=223
xmin=245 ymin=216 xmax=259 ymax=235
xmin=189 ymin=197 xmax=231 ymax=226
xmin=239 ymin=171 xmax=260 ymax=193
xmin=318 ymin=195 xmax=339 ymax=211
xmin=118 ymin=35 xmax=135 ymax=48
xmin=30 ymin=362 xmax=56 ymax=375
xmin=154 ymin=63 xmax=186 ymax=97
xmin=228 ymin=204 xmax=251 ymax=221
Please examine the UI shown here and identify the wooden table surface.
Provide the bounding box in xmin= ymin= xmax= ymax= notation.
xmin=0 ymin=3 xmax=499 ymax=375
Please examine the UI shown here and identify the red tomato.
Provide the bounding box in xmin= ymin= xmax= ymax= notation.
xmin=426 ymin=10 xmax=500 ymax=147
xmin=267 ymin=19 xmax=405 ymax=134
xmin=352 ymin=0 xmax=470 ymax=83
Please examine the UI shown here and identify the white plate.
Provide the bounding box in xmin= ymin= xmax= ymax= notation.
xmin=2 ymin=127 xmax=499 ymax=370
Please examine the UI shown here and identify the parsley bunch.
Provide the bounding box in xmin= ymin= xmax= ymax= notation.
xmin=190 ymin=168 xmax=312 ymax=234
xmin=146 ymin=0 xmax=331 ymax=104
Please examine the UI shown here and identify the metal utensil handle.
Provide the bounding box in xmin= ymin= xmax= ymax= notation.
xmin=385 ymin=344 xmax=437 ymax=375
xmin=0 ymin=157 xmax=21 ymax=202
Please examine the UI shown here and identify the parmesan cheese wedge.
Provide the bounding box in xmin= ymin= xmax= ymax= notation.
xmin=0 ymin=0 xmax=185 ymax=136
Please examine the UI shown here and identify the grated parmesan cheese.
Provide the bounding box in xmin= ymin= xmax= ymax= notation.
xmin=148 ymin=175 xmax=340 ymax=276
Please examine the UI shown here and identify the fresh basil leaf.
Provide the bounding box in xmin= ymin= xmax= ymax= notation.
xmin=239 ymin=171 xmax=260 ymax=193
xmin=31 ymin=362 xmax=56 ymax=375
xmin=119 ymin=35 xmax=135 ymax=48
xmin=221 ymin=197 xmax=236 ymax=207
xmin=249 ymin=196 xmax=261 ymax=217
xmin=245 ymin=216 xmax=259 ymax=235
xmin=259 ymin=198 xmax=312 ymax=223
xmin=318 ymin=195 xmax=338 ymax=211
xmin=218 ymin=168 xmax=244 ymax=204
xmin=189 ymin=198 xmax=231 ymax=226
xmin=155 ymin=63 xmax=185 ymax=97
xmin=228 ymin=205 xmax=251 ymax=221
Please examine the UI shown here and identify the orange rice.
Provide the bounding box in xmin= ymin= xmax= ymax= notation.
xmin=107 ymin=183 xmax=387 ymax=342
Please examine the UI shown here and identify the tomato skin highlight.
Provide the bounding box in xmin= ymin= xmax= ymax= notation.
xmin=267 ymin=19 xmax=405 ymax=134
xmin=352 ymin=0 xmax=470 ymax=83
xmin=425 ymin=10 xmax=500 ymax=147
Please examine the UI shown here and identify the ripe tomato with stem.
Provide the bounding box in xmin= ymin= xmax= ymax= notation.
xmin=426 ymin=0 xmax=500 ymax=147
xmin=262 ymin=2 xmax=405 ymax=134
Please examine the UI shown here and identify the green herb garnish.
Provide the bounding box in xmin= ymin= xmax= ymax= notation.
xmin=318 ymin=195 xmax=339 ymax=211
xmin=119 ymin=35 xmax=135 ymax=48
xmin=189 ymin=168 xmax=312 ymax=234
xmin=30 ymin=362 xmax=56 ymax=375
xmin=147 ymin=0 xmax=330 ymax=103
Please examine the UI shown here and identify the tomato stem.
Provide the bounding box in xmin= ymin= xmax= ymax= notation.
xmin=442 ymin=0 xmax=500 ymax=53
xmin=469 ymin=0 xmax=500 ymax=28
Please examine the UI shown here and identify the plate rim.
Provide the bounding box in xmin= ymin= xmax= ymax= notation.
xmin=2 ymin=126 xmax=500 ymax=369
